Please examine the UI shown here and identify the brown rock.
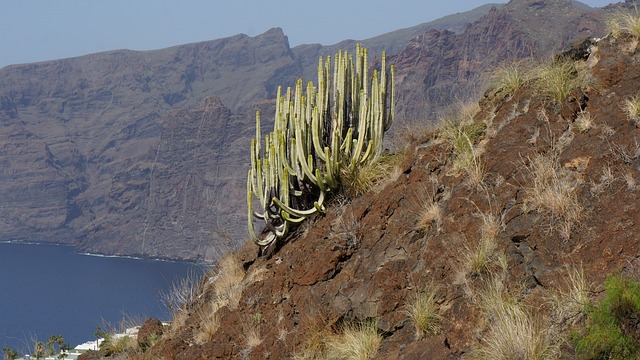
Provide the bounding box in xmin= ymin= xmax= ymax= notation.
xmin=137 ymin=317 xmax=164 ymax=351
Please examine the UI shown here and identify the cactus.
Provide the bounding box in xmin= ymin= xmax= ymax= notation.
xmin=248 ymin=44 xmax=395 ymax=246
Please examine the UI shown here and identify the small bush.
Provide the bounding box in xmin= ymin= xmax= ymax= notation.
xmin=573 ymin=276 xmax=640 ymax=360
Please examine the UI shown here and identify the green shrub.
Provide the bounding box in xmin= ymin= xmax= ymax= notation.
xmin=573 ymin=276 xmax=640 ymax=360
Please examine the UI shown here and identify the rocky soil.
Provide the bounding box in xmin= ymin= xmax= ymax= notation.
xmin=135 ymin=24 xmax=640 ymax=359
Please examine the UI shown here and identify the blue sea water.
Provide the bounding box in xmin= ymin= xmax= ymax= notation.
xmin=0 ymin=242 xmax=203 ymax=353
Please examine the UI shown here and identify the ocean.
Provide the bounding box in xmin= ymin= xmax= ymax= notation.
xmin=0 ymin=242 xmax=203 ymax=353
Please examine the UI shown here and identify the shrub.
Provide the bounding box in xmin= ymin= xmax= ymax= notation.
xmin=573 ymin=276 xmax=640 ymax=360
xmin=2 ymin=347 xmax=19 ymax=360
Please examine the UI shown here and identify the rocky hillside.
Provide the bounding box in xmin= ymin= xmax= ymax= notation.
xmin=129 ymin=12 xmax=640 ymax=360
xmin=0 ymin=1 xmax=610 ymax=260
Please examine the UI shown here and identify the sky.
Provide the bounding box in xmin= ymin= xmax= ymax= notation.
xmin=0 ymin=0 xmax=618 ymax=68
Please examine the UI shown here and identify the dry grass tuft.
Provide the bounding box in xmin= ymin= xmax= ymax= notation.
xmin=522 ymin=153 xmax=582 ymax=239
xmin=332 ymin=210 xmax=362 ymax=250
xmin=624 ymin=170 xmax=638 ymax=191
xmin=469 ymin=277 xmax=560 ymax=360
xmin=340 ymin=152 xmax=401 ymax=198
xmin=293 ymin=321 xmax=333 ymax=360
xmin=548 ymin=266 xmax=590 ymax=327
xmin=295 ymin=318 xmax=382 ymax=360
xmin=209 ymin=253 xmax=246 ymax=309
xmin=441 ymin=104 xmax=487 ymax=188
xmin=574 ymin=110 xmax=594 ymax=133
xmin=411 ymin=177 xmax=446 ymax=233
xmin=623 ymin=92 xmax=640 ymax=126
xmin=608 ymin=7 xmax=640 ymax=40
xmin=405 ymin=285 xmax=440 ymax=339
xmin=531 ymin=60 xmax=585 ymax=104
xmin=590 ymin=165 xmax=615 ymax=196
xmin=194 ymin=304 xmax=221 ymax=344
xmin=388 ymin=118 xmax=440 ymax=150
xmin=191 ymin=253 xmax=254 ymax=343
xmin=488 ymin=61 xmax=530 ymax=99
xmin=460 ymin=211 xmax=505 ymax=281
xmin=326 ymin=319 xmax=382 ymax=360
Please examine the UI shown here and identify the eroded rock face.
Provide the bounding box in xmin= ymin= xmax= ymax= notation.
xmin=391 ymin=0 xmax=606 ymax=124
xmin=0 ymin=29 xmax=297 ymax=261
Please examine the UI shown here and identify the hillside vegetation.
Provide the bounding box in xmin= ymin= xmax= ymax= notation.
xmin=94 ymin=7 xmax=640 ymax=360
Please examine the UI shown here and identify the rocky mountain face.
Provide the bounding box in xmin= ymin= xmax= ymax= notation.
xmin=392 ymin=0 xmax=607 ymax=123
xmin=0 ymin=0 xmax=610 ymax=260
xmin=132 ymin=20 xmax=640 ymax=359
xmin=0 ymin=28 xmax=296 ymax=261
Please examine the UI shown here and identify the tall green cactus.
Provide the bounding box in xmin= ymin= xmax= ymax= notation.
xmin=248 ymin=44 xmax=395 ymax=246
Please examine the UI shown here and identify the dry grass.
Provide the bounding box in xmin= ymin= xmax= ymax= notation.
xmin=340 ymin=152 xmax=401 ymax=198
xmin=469 ymin=277 xmax=560 ymax=360
xmin=243 ymin=325 xmax=263 ymax=352
xmin=388 ymin=118 xmax=440 ymax=150
xmin=194 ymin=304 xmax=221 ymax=344
xmin=191 ymin=253 xmax=250 ymax=343
xmin=405 ymin=285 xmax=440 ymax=339
xmin=441 ymin=107 xmax=487 ymax=188
xmin=574 ymin=110 xmax=594 ymax=133
xmin=590 ymin=165 xmax=615 ymax=196
xmin=624 ymin=170 xmax=638 ymax=191
xmin=332 ymin=209 xmax=362 ymax=249
xmin=461 ymin=212 xmax=505 ymax=280
xmin=295 ymin=318 xmax=382 ymax=360
xmin=488 ymin=61 xmax=530 ymax=99
xmin=293 ymin=320 xmax=333 ymax=360
xmin=208 ymin=253 xmax=246 ymax=309
xmin=522 ymin=153 xmax=582 ymax=239
xmin=608 ymin=6 xmax=640 ymax=40
xmin=531 ymin=60 xmax=585 ymax=104
xmin=162 ymin=268 xmax=203 ymax=334
xmin=411 ymin=178 xmax=446 ymax=233
xmin=548 ymin=266 xmax=590 ymax=327
xmin=623 ymin=92 xmax=640 ymax=126
xmin=326 ymin=319 xmax=382 ymax=360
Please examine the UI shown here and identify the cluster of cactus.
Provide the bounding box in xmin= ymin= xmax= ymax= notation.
xmin=247 ymin=44 xmax=395 ymax=246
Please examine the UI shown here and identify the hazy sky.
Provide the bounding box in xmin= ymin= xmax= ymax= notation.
xmin=0 ymin=0 xmax=617 ymax=68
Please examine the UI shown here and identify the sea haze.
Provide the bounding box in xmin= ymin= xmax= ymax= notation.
xmin=0 ymin=242 xmax=202 ymax=352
